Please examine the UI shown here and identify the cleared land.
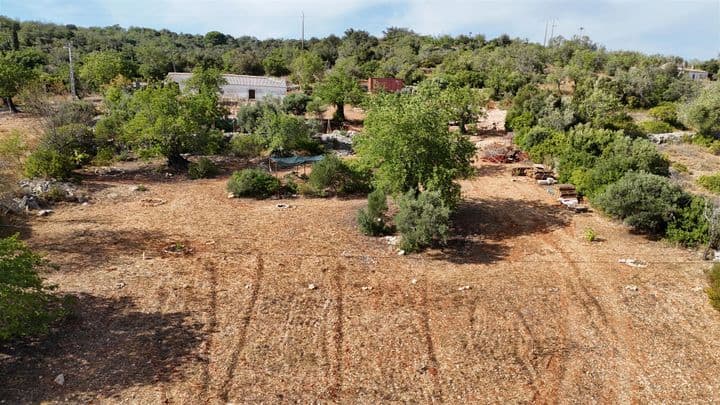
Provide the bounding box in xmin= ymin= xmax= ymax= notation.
xmin=2 ymin=133 xmax=720 ymax=403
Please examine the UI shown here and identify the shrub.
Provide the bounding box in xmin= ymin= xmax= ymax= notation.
xmin=639 ymin=120 xmax=675 ymax=135
xmin=357 ymin=189 xmax=390 ymax=236
xmin=0 ymin=234 xmax=67 ymax=341
xmin=595 ymin=172 xmax=688 ymax=234
xmin=93 ymin=146 xmax=116 ymax=166
xmin=584 ymin=228 xmax=597 ymax=242
xmin=230 ymin=134 xmax=266 ymax=158
xmin=41 ymin=123 xmax=96 ymax=159
xmin=648 ymin=104 xmax=680 ymax=127
xmin=666 ymin=195 xmax=709 ymax=247
xmin=671 ymin=162 xmax=689 ymax=174
xmin=46 ymin=100 xmax=97 ymax=129
xmin=698 ymin=174 xmax=720 ymax=194
xmin=308 ymin=155 xmax=370 ymax=196
xmin=707 ymin=263 xmax=720 ymax=311
xmin=25 ymin=148 xmax=75 ymax=180
xmin=283 ymin=93 xmax=312 ymax=115
xmin=394 ymin=190 xmax=450 ymax=253
xmin=188 ymin=157 xmax=219 ymax=179
xmin=227 ymin=169 xmax=280 ymax=199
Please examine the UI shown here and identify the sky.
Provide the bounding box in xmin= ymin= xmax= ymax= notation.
xmin=1 ymin=0 xmax=719 ymax=60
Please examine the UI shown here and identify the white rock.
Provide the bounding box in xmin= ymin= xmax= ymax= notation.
xmin=458 ymin=285 xmax=471 ymax=291
xmin=37 ymin=209 xmax=53 ymax=217
xmin=624 ymin=285 xmax=639 ymax=292
xmin=227 ymin=193 xmax=235 ymax=199
xmin=411 ymin=278 xmax=418 ymax=285
xmin=115 ymin=282 xmax=126 ymax=290
xmin=54 ymin=374 xmax=65 ymax=386
xmin=308 ymin=283 xmax=317 ymax=290
xmin=361 ymin=286 xmax=373 ymax=291
xmin=397 ymin=250 xmax=406 ymax=256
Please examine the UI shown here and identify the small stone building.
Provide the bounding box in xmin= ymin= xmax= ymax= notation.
xmin=167 ymin=73 xmax=287 ymax=101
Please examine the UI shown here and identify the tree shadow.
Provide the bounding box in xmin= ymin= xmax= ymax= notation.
xmin=31 ymin=228 xmax=169 ymax=272
xmin=0 ymin=294 xmax=205 ymax=403
xmin=436 ymin=197 xmax=572 ymax=264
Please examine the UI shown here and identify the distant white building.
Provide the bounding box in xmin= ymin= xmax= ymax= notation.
xmin=166 ymin=73 xmax=287 ymax=101
xmin=678 ymin=67 xmax=709 ymax=81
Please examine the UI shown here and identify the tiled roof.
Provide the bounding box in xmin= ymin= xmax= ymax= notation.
xmin=167 ymin=72 xmax=287 ymax=88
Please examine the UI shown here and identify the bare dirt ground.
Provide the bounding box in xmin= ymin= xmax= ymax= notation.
xmin=0 ymin=111 xmax=43 ymax=146
xmin=2 ymin=133 xmax=719 ymax=403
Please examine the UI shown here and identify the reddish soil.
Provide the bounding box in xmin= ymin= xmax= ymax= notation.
xmin=1 ymin=136 xmax=720 ymax=403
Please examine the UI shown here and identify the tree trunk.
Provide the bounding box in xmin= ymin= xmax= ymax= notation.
xmin=5 ymin=97 xmax=18 ymax=113
xmin=334 ymin=102 xmax=345 ymax=123
xmin=459 ymin=117 xmax=468 ymax=134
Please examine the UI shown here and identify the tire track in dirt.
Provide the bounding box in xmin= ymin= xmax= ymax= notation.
xmin=416 ymin=281 xmax=444 ymax=403
xmin=199 ymin=260 xmax=218 ymax=400
xmin=329 ymin=265 xmax=345 ymax=399
xmin=218 ymin=254 xmax=264 ymax=403
xmin=153 ymin=282 xmax=170 ymax=404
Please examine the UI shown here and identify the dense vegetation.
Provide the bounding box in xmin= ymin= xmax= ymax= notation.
xmin=0 ymin=235 xmax=67 ymax=341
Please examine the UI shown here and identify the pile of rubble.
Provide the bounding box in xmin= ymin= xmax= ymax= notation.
xmin=0 ymin=179 xmax=88 ymax=215
xmin=481 ymin=143 xmax=527 ymax=163
xmin=316 ymin=130 xmax=358 ymax=154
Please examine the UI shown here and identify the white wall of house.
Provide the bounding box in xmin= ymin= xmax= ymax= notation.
xmin=221 ymin=85 xmax=285 ymax=101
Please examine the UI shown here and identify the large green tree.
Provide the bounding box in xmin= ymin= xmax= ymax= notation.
xmin=290 ymin=51 xmax=325 ymax=91
xmin=79 ymin=50 xmax=131 ymax=91
xmin=313 ymin=68 xmax=364 ymax=122
xmin=355 ymin=91 xmax=476 ymax=207
xmin=680 ymin=82 xmax=720 ymax=138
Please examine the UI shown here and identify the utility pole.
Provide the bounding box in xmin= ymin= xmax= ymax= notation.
xmin=65 ymin=42 xmax=77 ymax=99
xmin=301 ymin=11 xmax=305 ymax=50
xmin=543 ymin=20 xmax=549 ymax=47
xmin=549 ymin=19 xmax=558 ymax=46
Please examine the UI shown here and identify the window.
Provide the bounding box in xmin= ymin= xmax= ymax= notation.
xmin=248 ymin=89 xmax=256 ymax=100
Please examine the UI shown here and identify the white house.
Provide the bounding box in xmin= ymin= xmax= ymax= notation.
xmin=678 ymin=67 xmax=709 ymax=81
xmin=166 ymin=73 xmax=287 ymax=101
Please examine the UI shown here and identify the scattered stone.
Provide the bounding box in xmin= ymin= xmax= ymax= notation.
xmin=53 ymin=374 xmax=65 ymax=386
xmin=361 ymin=286 xmax=373 ymax=291
xmin=692 ymin=286 xmax=705 ymax=292
xmin=411 ymin=278 xmax=418 ymax=285
xmin=308 ymin=283 xmax=317 ymax=290
xmin=383 ymin=236 xmax=399 ymax=246
xmin=37 ymin=209 xmax=53 ymax=217
xmin=458 ymin=285 xmax=471 ymax=291
xmin=115 ymin=282 xmax=126 ymax=290
xmin=618 ymin=258 xmax=648 ymax=268
xmin=245 ymin=284 xmax=252 ymax=289
xmin=81 ymin=202 xmax=90 ymax=206
xmin=397 ymin=250 xmax=406 ymax=256
xmin=624 ymin=285 xmax=639 ymax=292
xmin=276 ymin=203 xmax=291 ymax=209
xmin=228 ymin=193 xmax=235 ymax=199
xmin=548 ymin=287 xmax=560 ymax=293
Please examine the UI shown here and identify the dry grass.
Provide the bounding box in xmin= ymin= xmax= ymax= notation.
xmin=1 ymin=135 xmax=719 ymax=403
xmin=658 ymin=142 xmax=720 ymax=196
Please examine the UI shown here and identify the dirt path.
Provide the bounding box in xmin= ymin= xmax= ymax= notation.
xmin=2 ymin=144 xmax=720 ymax=403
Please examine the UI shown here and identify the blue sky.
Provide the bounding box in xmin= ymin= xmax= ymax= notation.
xmin=1 ymin=0 xmax=718 ymax=60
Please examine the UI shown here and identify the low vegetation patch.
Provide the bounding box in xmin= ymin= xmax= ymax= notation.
xmin=697 ymin=173 xmax=720 ymax=194
xmin=227 ymin=169 xmax=280 ymax=199
xmin=188 ymin=157 xmax=219 ymax=179
xmin=0 ymin=234 xmax=68 ymax=341
xmin=394 ymin=190 xmax=450 ymax=253
xmin=707 ymin=263 xmax=720 ymax=311
xmin=357 ymin=189 xmax=391 ymax=236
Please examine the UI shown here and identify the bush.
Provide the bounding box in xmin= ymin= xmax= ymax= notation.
xmin=230 ymin=134 xmax=266 ymax=158
xmin=227 ymin=169 xmax=280 ymax=199
xmin=283 ymin=93 xmax=312 ymax=115
xmin=46 ymin=100 xmax=97 ymax=129
xmin=698 ymin=173 xmax=720 ymax=194
xmin=595 ymin=172 xmax=688 ymax=234
xmin=41 ymin=123 xmax=96 ymax=159
xmin=394 ymin=190 xmax=450 ymax=253
xmin=0 ymin=234 xmax=67 ymax=341
xmin=708 ymin=263 xmax=720 ymax=311
xmin=308 ymin=155 xmax=371 ymax=196
xmin=25 ymin=148 xmax=75 ymax=180
xmin=666 ymin=195 xmax=709 ymax=247
xmin=584 ymin=228 xmax=597 ymax=242
xmin=357 ymin=189 xmax=390 ymax=236
xmin=639 ymin=120 xmax=675 ymax=135
xmin=188 ymin=157 xmax=219 ymax=179
xmin=648 ymin=104 xmax=680 ymax=127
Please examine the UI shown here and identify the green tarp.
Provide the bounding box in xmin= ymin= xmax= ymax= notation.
xmin=270 ymin=155 xmax=325 ymax=168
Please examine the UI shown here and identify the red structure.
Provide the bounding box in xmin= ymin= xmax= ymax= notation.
xmin=367 ymin=77 xmax=405 ymax=93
